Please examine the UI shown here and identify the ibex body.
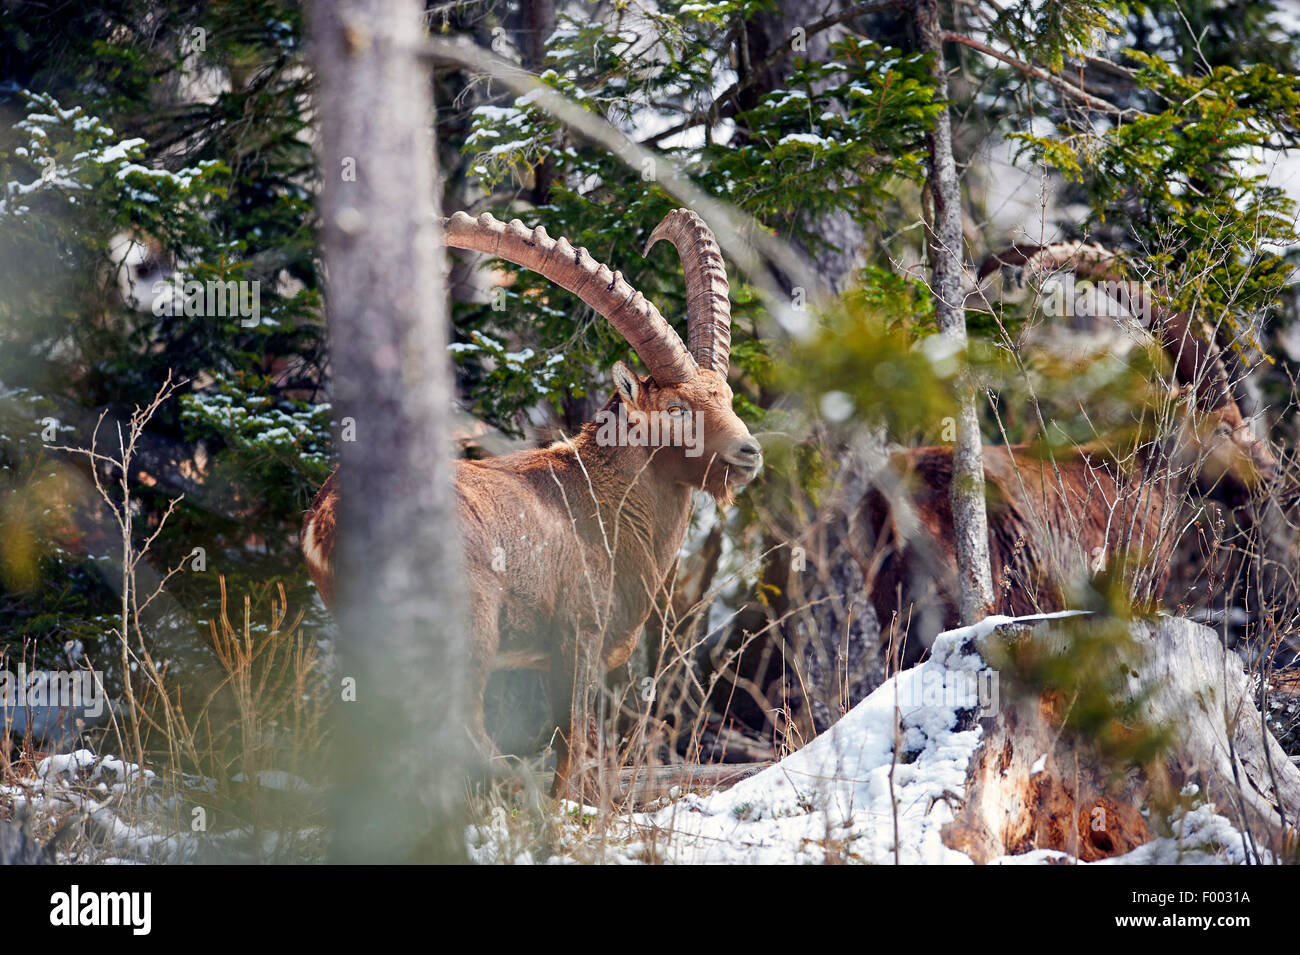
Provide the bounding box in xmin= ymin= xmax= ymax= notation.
xmin=866 ymin=243 xmax=1278 ymax=641
xmin=303 ymin=210 xmax=760 ymax=795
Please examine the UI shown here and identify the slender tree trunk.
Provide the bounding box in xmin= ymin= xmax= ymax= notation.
xmin=516 ymin=0 xmax=556 ymax=206
xmin=312 ymin=0 xmax=469 ymax=862
xmin=915 ymin=0 xmax=994 ymax=624
xmin=735 ymin=1 xmax=866 ymax=292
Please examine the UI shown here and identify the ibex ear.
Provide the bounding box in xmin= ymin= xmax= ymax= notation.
xmin=612 ymin=361 xmax=641 ymax=405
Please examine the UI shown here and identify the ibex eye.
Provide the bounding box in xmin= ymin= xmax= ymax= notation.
xmin=667 ymin=406 xmax=686 ymax=416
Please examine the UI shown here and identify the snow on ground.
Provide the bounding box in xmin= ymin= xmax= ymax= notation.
xmin=6 ymin=615 xmax=1269 ymax=865
xmin=1 ymin=748 xmax=323 ymax=863
xmin=1 ymin=748 xmax=191 ymax=863
xmin=607 ymin=613 xmax=1069 ymax=864
xmin=612 ymin=616 xmax=1012 ymax=864
xmin=470 ymin=612 xmax=1271 ymax=865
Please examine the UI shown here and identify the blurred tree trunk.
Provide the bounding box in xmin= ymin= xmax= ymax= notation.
xmin=312 ymin=0 xmax=469 ymax=863
xmin=735 ymin=1 xmax=865 ymax=291
xmin=514 ymin=0 xmax=556 ymax=207
xmin=915 ymin=0 xmax=993 ymax=624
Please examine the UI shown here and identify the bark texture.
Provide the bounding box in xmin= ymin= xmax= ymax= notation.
xmin=915 ymin=0 xmax=995 ymax=625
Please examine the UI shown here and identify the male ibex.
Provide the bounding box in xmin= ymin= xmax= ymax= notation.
xmin=866 ymin=241 xmax=1279 ymax=645
xmin=302 ymin=209 xmax=762 ymax=795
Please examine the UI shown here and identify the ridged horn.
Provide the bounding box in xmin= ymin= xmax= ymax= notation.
xmin=643 ymin=209 xmax=732 ymax=375
xmin=442 ymin=211 xmax=698 ymax=385
xmin=979 ymin=241 xmax=1237 ymax=413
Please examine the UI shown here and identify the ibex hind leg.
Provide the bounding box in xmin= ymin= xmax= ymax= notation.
xmin=467 ymin=660 xmax=506 ymax=765
xmin=548 ymin=641 xmax=604 ymax=804
xmin=467 ymin=669 xmax=549 ymax=803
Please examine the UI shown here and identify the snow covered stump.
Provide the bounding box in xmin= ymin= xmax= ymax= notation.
xmin=945 ymin=614 xmax=1300 ymax=863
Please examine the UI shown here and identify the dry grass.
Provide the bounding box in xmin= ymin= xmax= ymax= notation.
xmin=2 ymin=377 xmax=332 ymax=863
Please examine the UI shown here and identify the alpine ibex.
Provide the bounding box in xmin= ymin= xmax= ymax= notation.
xmin=865 ymin=241 xmax=1280 ymax=645
xmin=302 ymin=209 xmax=762 ymax=795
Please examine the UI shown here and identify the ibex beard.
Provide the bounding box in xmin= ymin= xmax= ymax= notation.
xmin=303 ymin=209 xmax=762 ymax=800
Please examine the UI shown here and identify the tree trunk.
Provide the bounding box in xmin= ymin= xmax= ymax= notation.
xmin=704 ymin=2 xmax=886 ymax=738
xmin=735 ymin=1 xmax=866 ymax=292
xmin=914 ymin=0 xmax=994 ymax=625
xmin=312 ymin=0 xmax=469 ymax=863
xmin=515 ymin=0 xmax=556 ymax=207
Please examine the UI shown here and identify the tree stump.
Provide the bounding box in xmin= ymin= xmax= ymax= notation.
xmin=944 ymin=616 xmax=1300 ymax=863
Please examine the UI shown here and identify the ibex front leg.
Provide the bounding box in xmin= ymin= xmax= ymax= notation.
xmin=549 ymin=637 xmax=604 ymax=802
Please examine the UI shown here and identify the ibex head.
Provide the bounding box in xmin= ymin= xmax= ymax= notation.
xmin=981 ymin=242 xmax=1279 ymax=507
xmin=603 ymin=359 xmax=761 ymax=502
xmin=1185 ymin=384 xmax=1277 ymax=506
xmin=443 ymin=208 xmax=761 ymax=502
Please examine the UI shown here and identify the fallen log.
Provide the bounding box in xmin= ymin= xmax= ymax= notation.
xmin=610 ymin=762 xmax=770 ymax=806
xmin=532 ymin=761 xmax=771 ymax=809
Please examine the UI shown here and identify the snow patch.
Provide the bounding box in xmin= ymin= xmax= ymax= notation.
xmin=611 ymin=614 xmax=1070 ymax=864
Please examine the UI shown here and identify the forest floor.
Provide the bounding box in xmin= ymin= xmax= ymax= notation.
xmin=468 ymin=613 xmax=1276 ymax=865
xmin=2 ymin=614 xmax=1289 ymax=864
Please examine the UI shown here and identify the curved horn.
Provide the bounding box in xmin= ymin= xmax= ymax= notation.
xmin=643 ymin=209 xmax=732 ymax=375
xmin=979 ymin=241 xmax=1237 ymax=413
xmin=442 ymin=211 xmax=698 ymax=385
